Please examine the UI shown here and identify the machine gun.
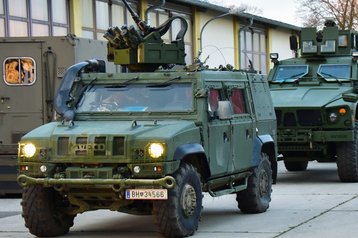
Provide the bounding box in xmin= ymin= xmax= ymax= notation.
xmin=104 ymin=0 xmax=188 ymax=72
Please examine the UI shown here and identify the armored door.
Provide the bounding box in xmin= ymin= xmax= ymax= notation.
xmin=227 ymin=84 xmax=254 ymax=172
xmin=207 ymin=86 xmax=232 ymax=176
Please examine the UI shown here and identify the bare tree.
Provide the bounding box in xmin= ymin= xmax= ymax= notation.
xmin=297 ymin=0 xmax=358 ymax=30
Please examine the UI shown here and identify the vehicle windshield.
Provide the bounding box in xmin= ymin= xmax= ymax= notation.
xmin=317 ymin=64 xmax=351 ymax=82
xmin=75 ymin=83 xmax=193 ymax=113
xmin=272 ymin=65 xmax=308 ymax=83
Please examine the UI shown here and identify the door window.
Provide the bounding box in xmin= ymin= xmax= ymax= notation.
xmin=208 ymin=88 xmax=220 ymax=116
xmin=230 ymin=88 xmax=246 ymax=114
xmin=3 ymin=57 xmax=36 ymax=85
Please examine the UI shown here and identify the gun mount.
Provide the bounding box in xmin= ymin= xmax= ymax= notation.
xmin=104 ymin=0 xmax=188 ymax=72
xmin=289 ymin=19 xmax=358 ymax=57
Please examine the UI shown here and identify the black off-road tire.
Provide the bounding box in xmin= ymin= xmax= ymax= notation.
xmin=153 ymin=163 xmax=202 ymax=237
xmin=236 ymin=154 xmax=272 ymax=214
xmin=284 ymin=160 xmax=308 ymax=171
xmin=21 ymin=185 xmax=75 ymax=237
xmin=336 ymin=122 xmax=358 ymax=182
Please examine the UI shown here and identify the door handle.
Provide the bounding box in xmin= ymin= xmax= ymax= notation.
xmin=246 ymin=129 xmax=251 ymax=139
xmin=1 ymin=97 xmax=10 ymax=103
xmin=223 ymin=132 xmax=229 ymax=143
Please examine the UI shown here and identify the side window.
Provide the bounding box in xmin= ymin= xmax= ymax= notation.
xmin=208 ymin=88 xmax=219 ymax=114
xmin=4 ymin=57 xmax=36 ymax=85
xmin=230 ymin=88 xmax=246 ymax=114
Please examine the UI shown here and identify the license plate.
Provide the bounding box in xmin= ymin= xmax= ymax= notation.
xmin=125 ymin=189 xmax=168 ymax=200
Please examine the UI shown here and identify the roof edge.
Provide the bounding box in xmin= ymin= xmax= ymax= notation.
xmin=169 ymin=0 xmax=301 ymax=31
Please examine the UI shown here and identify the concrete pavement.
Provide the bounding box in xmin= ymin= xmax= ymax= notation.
xmin=0 ymin=161 xmax=357 ymax=237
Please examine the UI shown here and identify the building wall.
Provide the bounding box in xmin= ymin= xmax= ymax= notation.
xmin=0 ymin=0 xmax=298 ymax=72
xmin=269 ymin=28 xmax=296 ymax=68
xmin=197 ymin=10 xmax=235 ymax=68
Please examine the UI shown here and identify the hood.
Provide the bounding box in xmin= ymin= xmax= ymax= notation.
xmin=270 ymin=86 xmax=350 ymax=108
xmin=24 ymin=120 xmax=197 ymax=140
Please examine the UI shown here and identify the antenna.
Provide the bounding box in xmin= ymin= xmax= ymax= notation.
xmin=197 ymin=8 xmax=242 ymax=62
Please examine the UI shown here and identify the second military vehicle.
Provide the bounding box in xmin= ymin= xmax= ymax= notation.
xmin=17 ymin=1 xmax=277 ymax=237
xmin=0 ymin=35 xmax=116 ymax=195
xmin=269 ymin=20 xmax=358 ymax=182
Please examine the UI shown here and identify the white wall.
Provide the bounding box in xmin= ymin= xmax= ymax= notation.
xmin=199 ymin=10 xmax=235 ymax=68
xmin=270 ymin=28 xmax=296 ymax=68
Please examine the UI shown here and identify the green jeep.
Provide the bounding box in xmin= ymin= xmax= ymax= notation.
xmin=17 ymin=1 xmax=277 ymax=237
xmin=269 ymin=19 xmax=358 ymax=182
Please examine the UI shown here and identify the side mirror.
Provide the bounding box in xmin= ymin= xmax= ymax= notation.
xmin=290 ymin=35 xmax=298 ymax=51
xmin=342 ymin=93 xmax=358 ymax=103
xmin=217 ymin=101 xmax=233 ymax=120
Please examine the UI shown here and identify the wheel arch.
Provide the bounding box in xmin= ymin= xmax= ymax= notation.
xmin=173 ymin=143 xmax=211 ymax=181
xmin=253 ymin=135 xmax=277 ymax=182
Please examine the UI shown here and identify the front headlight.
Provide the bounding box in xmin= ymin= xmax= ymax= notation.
xmin=328 ymin=112 xmax=338 ymax=122
xmin=148 ymin=143 xmax=165 ymax=159
xmin=23 ymin=143 xmax=36 ymax=158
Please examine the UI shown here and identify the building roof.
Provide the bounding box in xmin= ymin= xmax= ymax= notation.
xmin=170 ymin=0 xmax=301 ymax=31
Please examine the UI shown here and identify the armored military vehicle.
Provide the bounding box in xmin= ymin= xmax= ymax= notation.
xmin=269 ymin=20 xmax=358 ymax=182
xmin=0 ymin=36 xmax=116 ymax=195
xmin=17 ymin=1 xmax=277 ymax=237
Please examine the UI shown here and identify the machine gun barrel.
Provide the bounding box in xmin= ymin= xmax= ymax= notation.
xmin=121 ymin=0 xmax=150 ymax=34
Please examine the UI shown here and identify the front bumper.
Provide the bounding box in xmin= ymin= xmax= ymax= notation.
xmin=17 ymin=174 xmax=176 ymax=189
xmin=278 ymin=128 xmax=353 ymax=143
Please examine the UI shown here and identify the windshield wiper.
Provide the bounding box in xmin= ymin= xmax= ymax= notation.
xmin=74 ymin=77 xmax=97 ymax=108
xmin=278 ymin=73 xmax=304 ymax=84
xmin=320 ymin=72 xmax=342 ymax=85
xmin=74 ymin=77 xmax=97 ymax=103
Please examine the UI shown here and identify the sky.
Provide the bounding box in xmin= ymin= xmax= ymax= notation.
xmin=208 ymin=0 xmax=303 ymax=27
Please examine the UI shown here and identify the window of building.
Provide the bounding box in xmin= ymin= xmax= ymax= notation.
xmin=3 ymin=57 xmax=36 ymax=85
xmin=1 ymin=0 xmax=69 ymax=37
xmin=81 ymin=0 xmax=137 ymax=40
xmin=240 ymin=28 xmax=267 ymax=74
xmin=0 ymin=1 xmax=3 ymax=14
xmin=81 ymin=0 xmax=193 ymax=64
xmin=0 ymin=0 xmax=4 ymax=36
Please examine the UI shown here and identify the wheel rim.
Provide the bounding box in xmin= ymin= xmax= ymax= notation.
xmin=259 ymin=169 xmax=269 ymax=197
xmin=181 ymin=184 xmax=197 ymax=217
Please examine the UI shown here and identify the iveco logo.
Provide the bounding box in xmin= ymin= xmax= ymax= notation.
xmin=74 ymin=144 xmax=106 ymax=151
xmin=76 ymin=144 xmax=88 ymax=151
xmin=94 ymin=143 xmax=106 ymax=151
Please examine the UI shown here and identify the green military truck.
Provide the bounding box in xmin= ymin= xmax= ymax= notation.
xmin=17 ymin=1 xmax=277 ymax=237
xmin=0 ymin=35 xmax=116 ymax=195
xmin=269 ymin=20 xmax=358 ymax=182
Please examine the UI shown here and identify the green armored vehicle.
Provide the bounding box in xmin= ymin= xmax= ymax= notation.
xmin=269 ymin=20 xmax=358 ymax=182
xmin=17 ymin=1 xmax=277 ymax=237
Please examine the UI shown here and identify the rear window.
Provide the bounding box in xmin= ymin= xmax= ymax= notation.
xmin=3 ymin=57 xmax=36 ymax=85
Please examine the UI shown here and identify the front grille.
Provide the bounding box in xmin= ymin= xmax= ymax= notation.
xmin=57 ymin=136 xmax=125 ymax=157
xmin=283 ymin=112 xmax=297 ymax=126
xmin=75 ymin=137 xmax=88 ymax=156
xmin=94 ymin=137 xmax=106 ymax=156
xmin=297 ymin=110 xmax=322 ymax=126
xmin=113 ymin=137 xmax=125 ymax=156
xmin=280 ymin=109 xmax=322 ymax=127
xmin=58 ymin=137 xmax=69 ymax=156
